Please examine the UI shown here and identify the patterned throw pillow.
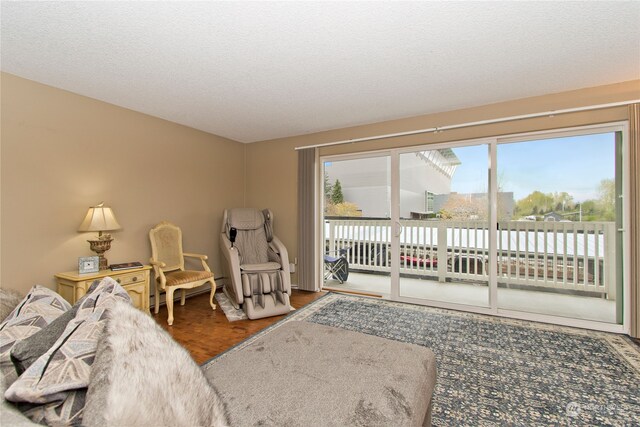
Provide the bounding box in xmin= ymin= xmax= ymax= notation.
xmin=10 ymin=279 xmax=102 ymax=375
xmin=0 ymin=285 xmax=71 ymax=386
xmin=4 ymin=278 xmax=131 ymax=426
xmin=10 ymin=309 xmax=78 ymax=376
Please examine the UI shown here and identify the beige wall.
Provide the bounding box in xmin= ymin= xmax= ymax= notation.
xmin=245 ymin=79 xmax=640 ymax=291
xmin=2 ymin=71 xmax=639 ymax=325
xmin=244 ymin=137 xmax=300 ymax=283
xmin=1 ymin=72 xmax=245 ymax=296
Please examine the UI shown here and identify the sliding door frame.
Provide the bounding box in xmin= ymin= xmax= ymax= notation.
xmin=320 ymin=150 xmax=394 ymax=296
xmin=393 ymin=137 xmax=496 ymax=309
xmin=493 ymin=121 xmax=630 ymax=334
xmin=318 ymin=121 xmax=630 ymax=334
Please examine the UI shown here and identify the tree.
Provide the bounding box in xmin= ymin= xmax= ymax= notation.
xmin=324 ymin=178 xmax=361 ymax=216
xmin=579 ymin=200 xmax=598 ymax=221
xmin=331 ymin=179 xmax=344 ymax=205
xmin=324 ymin=172 xmax=332 ymax=199
xmin=597 ymin=179 xmax=615 ymax=221
xmin=514 ymin=191 xmax=555 ymax=219
xmin=326 ymin=202 xmax=362 ymax=217
xmin=512 ymin=184 xmax=616 ymax=222
xmin=551 ymin=192 xmax=574 ymax=212
xmin=439 ymin=194 xmax=487 ymax=220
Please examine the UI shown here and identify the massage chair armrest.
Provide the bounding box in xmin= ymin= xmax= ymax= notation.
xmin=269 ymin=236 xmax=291 ymax=293
xmin=219 ymin=234 xmax=243 ymax=303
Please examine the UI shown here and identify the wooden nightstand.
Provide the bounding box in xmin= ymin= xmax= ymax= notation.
xmin=54 ymin=265 xmax=152 ymax=312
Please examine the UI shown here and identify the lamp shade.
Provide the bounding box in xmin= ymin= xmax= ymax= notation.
xmin=78 ymin=202 xmax=121 ymax=232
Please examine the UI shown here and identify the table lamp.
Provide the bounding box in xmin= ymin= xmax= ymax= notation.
xmin=78 ymin=202 xmax=121 ymax=270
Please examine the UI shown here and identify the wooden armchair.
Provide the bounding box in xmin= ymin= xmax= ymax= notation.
xmin=149 ymin=221 xmax=216 ymax=325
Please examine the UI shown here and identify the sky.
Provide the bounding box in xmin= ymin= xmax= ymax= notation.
xmin=450 ymin=132 xmax=616 ymax=202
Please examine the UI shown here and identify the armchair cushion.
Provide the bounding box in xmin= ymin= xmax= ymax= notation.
xmin=162 ymin=270 xmax=213 ymax=287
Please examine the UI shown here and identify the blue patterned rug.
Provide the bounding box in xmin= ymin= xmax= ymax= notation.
xmin=249 ymin=293 xmax=640 ymax=426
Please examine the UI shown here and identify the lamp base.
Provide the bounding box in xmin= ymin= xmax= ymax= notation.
xmin=87 ymin=237 xmax=113 ymax=270
xmin=97 ymin=254 xmax=109 ymax=271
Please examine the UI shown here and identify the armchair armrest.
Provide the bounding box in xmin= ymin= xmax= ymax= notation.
xmin=183 ymin=252 xmax=211 ymax=273
xmin=183 ymin=252 xmax=208 ymax=260
xmin=149 ymin=259 xmax=167 ymax=289
xmin=149 ymin=260 xmax=166 ymax=268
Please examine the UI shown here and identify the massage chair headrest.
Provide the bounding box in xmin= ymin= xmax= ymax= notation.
xmin=224 ymin=208 xmax=274 ymax=242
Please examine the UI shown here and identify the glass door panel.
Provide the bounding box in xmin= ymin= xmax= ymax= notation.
xmin=496 ymin=132 xmax=621 ymax=324
xmin=322 ymin=155 xmax=391 ymax=296
xmin=398 ymin=145 xmax=490 ymax=307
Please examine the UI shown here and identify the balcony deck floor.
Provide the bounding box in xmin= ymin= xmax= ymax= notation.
xmin=324 ymin=272 xmax=616 ymax=324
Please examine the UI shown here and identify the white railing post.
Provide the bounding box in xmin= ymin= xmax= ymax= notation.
xmin=437 ymin=221 xmax=447 ymax=283
xmin=324 ymin=218 xmax=615 ymax=302
xmin=328 ymin=220 xmax=335 ymax=257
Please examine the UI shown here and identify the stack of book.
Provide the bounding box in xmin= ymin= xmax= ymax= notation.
xmin=109 ymin=262 xmax=143 ymax=271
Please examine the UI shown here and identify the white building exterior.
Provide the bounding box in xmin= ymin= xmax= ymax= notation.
xmin=325 ymin=149 xmax=460 ymax=218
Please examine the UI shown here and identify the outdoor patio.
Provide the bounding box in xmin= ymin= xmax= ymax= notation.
xmin=324 ymin=272 xmax=616 ymax=324
xmin=323 ymin=217 xmax=619 ymax=325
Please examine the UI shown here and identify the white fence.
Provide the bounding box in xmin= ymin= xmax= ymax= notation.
xmin=325 ymin=218 xmax=616 ymax=298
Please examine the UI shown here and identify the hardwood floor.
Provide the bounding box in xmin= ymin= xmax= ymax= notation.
xmin=152 ymin=289 xmax=327 ymax=364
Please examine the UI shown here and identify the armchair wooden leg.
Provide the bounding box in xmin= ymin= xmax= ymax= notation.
xmin=166 ymin=287 xmax=175 ymax=326
xmin=180 ymin=289 xmax=186 ymax=306
xmin=154 ymin=286 xmax=160 ymax=314
xmin=209 ymin=280 xmax=216 ymax=311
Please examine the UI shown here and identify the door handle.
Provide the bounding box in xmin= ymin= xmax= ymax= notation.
xmin=394 ymin=221 xmax=404 ymax=237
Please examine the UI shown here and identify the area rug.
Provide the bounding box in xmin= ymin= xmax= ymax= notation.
xmin=215 ymin=292 xmax=295 ymax=322
xmin=208 ymin=292 xmax=640 ymax=426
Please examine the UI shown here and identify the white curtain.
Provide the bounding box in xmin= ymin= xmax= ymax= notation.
xmin=297 ymin=148 xmax=318 ymax=291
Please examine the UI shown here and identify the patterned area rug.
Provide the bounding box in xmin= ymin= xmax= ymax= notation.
xmin=214 ymin=293 xmax=640 ymax=425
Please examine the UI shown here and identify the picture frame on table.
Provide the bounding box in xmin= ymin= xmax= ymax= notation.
xmin=78 ymin=256 xmax=100 ymax=274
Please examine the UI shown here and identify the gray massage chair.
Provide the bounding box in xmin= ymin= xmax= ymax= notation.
xmin=219 ymin=208 xmax=292 ymax=319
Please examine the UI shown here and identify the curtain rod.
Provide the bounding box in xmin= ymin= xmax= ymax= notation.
xmin=294 ymin=99 xmax=640 ymax=151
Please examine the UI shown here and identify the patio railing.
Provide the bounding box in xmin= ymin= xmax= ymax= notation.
xmin=325 ymin=218 xmax=616 ymax=299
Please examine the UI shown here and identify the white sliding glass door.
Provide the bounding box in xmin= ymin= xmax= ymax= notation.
xmin=397 ymin=144 xmax=490 ymax=308
xmin=495 ymin=130 xmax=624 ymax=324
xmin=319 ymin=122 xmax=628 ymax=332
xmin=322 ymin=154 xmax=392 ymax=296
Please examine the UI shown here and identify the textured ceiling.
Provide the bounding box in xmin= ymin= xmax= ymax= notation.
xmin=1 ymin=2 xmax=639 ymax=143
